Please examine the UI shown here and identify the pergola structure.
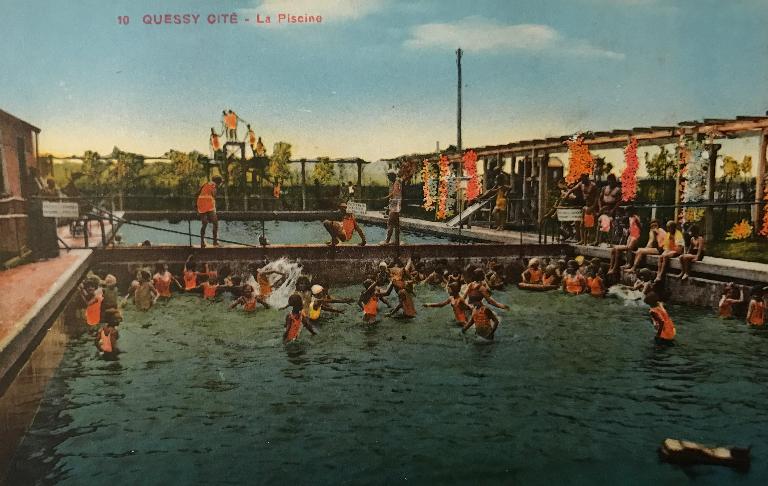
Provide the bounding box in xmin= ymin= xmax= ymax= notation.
xmin=289 ymin=158 xmax=369 ymax=210
xmin=392 ymin=115 xmax=768 ymax=236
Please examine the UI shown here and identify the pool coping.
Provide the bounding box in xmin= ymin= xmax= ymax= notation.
xmin=0 ymin=250 xmax=93 ymax=388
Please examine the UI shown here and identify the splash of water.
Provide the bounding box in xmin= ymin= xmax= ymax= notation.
xmin=607 ymin=285 xmax=646 ymax=306
xmin=246 ymin=257 xmax=304 ymax=308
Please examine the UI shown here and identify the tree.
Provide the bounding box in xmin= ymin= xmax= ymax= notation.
xmin=78 ymin=150 xmax=107 ymax=193
xmin=592 ymin=156 xmax=614 ymax=182
xmin=312 ymin=157 xmax=336 ymax=184
xmin=645 ymin=146 xmax=678 ymax=181
xmin=268 ymin=142 xmax=292 ymax=182
xmin=166 ymin=150 xmax=208 ymax=195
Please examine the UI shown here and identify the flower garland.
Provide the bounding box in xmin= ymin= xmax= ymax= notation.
xmin=676 ymin=134 xmax=688 ymax=224
xmin=682 ymin=140 xmax=707 ymax=203
xmin=446 ymin=172 xmax=457 ymax=216
xmin=565 ymin=135 xmax=594 ymax=184
xmin=436 ymin=155 xmax=450 ymax=220
xmin=462 ymin=150 xmax=480 ymax=202
xmin=421 ymin=159 xmax=435 ymax=211
xmin=621 ymin=137 xmax=639 ymax=202
xmin=726 ymin=219 xmax=753 ymax=240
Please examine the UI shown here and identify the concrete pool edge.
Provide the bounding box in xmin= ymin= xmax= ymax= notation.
xmin=0 ymin=250 xmax=93 ymax=387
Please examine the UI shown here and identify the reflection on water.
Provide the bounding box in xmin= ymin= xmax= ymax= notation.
xmin=117 ymin=219 xmax=473 ymax=246
xmin=3 ymin=287 xmax=768 ymax=484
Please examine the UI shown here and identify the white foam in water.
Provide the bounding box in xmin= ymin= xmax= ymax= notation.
xmin=246 ymin=257 xmax=304 ymax=308
xmin=607 ymin=285 xmax=646 ymax=306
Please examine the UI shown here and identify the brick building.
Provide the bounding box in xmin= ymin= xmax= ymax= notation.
xmin=0 ymin=109 xmax=41 ymax=259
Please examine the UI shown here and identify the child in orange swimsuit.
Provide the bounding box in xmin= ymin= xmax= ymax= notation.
xmin=718 ymin=283 xmax=744 ymax=319
xmin=424 ymin=282 xmax=471 ymax=326
xmin=80 ymin=280 xmax=103 ymax=329
xmin=562 ymin=260 xmax=586 ymax=295
xmin=461 ymin=295 xmax=500 ymax=340
xmin=196 ymin=274 xmax=219 ymax=301
xmin=645 ymin=292 xmax=676 ymax=345
xmin=284 ymin=293 xmax=317 ymax=343
xmin=358 ymin=279 xmax=390 ymax=323
xmin=586 ymin=269 xmax=605 ymax=298
xmin=746 ymin=286 xmax=765 ymax=327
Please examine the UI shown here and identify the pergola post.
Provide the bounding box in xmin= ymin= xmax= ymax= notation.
xmin=705 ymin=143 xmax=721 ymax=242
xmin=481 ymin=158 xmax=488 ymax=190
xmin=538 ymin=152 xmax=549 ymax=223
xmin=753 ymin=130 xmax=767 ymax=229
xmin=356 ymin=160 xmax=363 ymax=202
xmin=300 ymin=159 xmax=306 ymax=211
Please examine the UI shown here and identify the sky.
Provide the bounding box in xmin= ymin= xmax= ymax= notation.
xmin=1 ymin=0 xmax=767 ymax=171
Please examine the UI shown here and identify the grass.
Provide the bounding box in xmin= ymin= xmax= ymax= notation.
xmin=707 ymin=238 xmax=768 ymax=264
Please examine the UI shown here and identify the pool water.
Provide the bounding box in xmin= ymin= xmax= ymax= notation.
xmin=116 ymin=220 xmax=472 ymax=246
xmin=6 ymin=286 xmax=768 ymax=485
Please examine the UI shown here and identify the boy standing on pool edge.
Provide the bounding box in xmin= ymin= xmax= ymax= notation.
xmin=196 ymin=176 xmax=223 ymax=248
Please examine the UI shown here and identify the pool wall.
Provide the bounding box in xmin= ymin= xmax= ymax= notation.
xmin=90 ymin=244 xmax=572 ymax=290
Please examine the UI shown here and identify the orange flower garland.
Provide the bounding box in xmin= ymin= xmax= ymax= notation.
xmin=463 ymin=150 xmax=480 ymax=202
xmin=436 ymin=155 xmax=450 ymax=220
xmin=760 ymin=180 xmax=768 ymax=237
xmin=621 ymin=137 xmax=639 ymax=202
xmin=421 ymin=159 xmax=435 ymax=211
xmin=726 ymin=219 xmax=753 ymax=240
xmin=565 ymin=135 xmax=594 ymax=184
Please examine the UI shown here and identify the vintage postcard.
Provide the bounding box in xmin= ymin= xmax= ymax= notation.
xmin=0 ymin=0 xmax=766 ymax=484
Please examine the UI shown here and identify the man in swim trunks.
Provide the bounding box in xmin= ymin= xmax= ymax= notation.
xmin=597 ymin=173 xmax=621 ymax=216
xmin=323 ymin=203 xmax=367 ymax=247
xmin=196 ymin=175 xmax=223 ymax=248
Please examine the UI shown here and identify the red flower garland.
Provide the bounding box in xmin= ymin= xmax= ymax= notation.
xmin=621 ymin=137 xmax=639 ymax=202
xmin=437 ymin=155 xmax=450 ymax=220
xmin=565 ymin=136 xmax=594 ymax=184
xmin=462 ymin=150 xmax=479 ymax=202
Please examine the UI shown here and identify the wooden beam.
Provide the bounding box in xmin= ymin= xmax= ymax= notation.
xmin=753 ymin=130 xmax=768 ymax=228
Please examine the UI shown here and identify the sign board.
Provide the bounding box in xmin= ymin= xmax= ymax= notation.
xmin=42 ymin=201 xmax=80 ymax=218
xmin=556 ymin=208 xmax=582 ymax=222
xmin=346 ymin=201 xmax=367 ymax=215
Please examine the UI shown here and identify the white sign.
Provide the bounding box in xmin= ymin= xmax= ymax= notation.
xmin=556 ymin=208 xmax=583 ymax=222
xmin=42 ymin=201 xmax=80 ymax=218
xmin=346 ymin=201 xmax=367 ymax=215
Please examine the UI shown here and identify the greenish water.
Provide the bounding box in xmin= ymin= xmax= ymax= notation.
xmin=116 ymin=220 xmax=472 ymax=246
xmin=6 ymin=287 xmax=768 ymax=485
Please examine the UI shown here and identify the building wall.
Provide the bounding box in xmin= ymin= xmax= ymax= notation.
xmin=0 ymin=111 xmax=39 ymax=198
xmin=0 ymin=110 xmax=40 ymax=256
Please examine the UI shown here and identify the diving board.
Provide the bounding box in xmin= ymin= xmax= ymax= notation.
xmin=445 ymin=198 xmax=492 ymax=227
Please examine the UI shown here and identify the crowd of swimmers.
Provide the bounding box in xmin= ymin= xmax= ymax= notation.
xmin=75 ymin=247 xmax=766 ymax=353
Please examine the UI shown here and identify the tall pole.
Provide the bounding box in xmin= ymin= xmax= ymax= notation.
xmin=456 ymin=48 xmax=463 ymax=151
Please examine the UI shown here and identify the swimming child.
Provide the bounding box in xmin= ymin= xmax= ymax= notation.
xmin=386 ymin=279 xmax=417 ymax=319
xmin=230 ymin=284 xmax=270 ymax=312
xmin=746 ymin=286 xmax=765 ymax=327
xmin=424 ymin=282 xmax=471 ymax=326
xmin=485 ymin=261 xmax=506 ymax=290
xmin=284 ymin=293 xmax=318 ymax=343
xmin=183 ymin=256 xmax=198 ymax=291
xmin=562 ymin=260 xmax=586 ymax=295
xmin=463 ymin=268 xmax=510 ymax=309
xmin=645 ymin=291 xmax=676 ymax=345
xmin=80 ymin=280 xmax=103 ymax=329
xmin=521 ymin=258 xmax=543 ymax=284
xmin=153 ymin=263 xmax=180 ymax=300
xmin=134 ymin=270 xmax=158 ymax=311
xmin=358 ymin=279 xmax=389 ymax=323
xmin=197 ymin=273 xmax=219 ymax=301
xmin=586 ymin=269 xmax=605 ymax=297
xmin=461 ymin=295 xmax=500 ymax=340
xmin=96 ymin=309 xmax=121 ymax=355
xmin=307 ymin=285 xmax=345 ymax=324
xmin=543 ymin=265 xmax=558 ymax=286
xmin=100 ymin=274 xmax=119 ymax=316
xmin=718 ymin=283 xmax=744 ymax=319
xmin=255 ymin=266 xmax=287 ymax=299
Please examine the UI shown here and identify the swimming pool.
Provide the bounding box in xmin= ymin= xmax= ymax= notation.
xmin=4 ymin=286 xmax=768 ymax=484
xmin=115 ymin=220 xmax=476 ymax=246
